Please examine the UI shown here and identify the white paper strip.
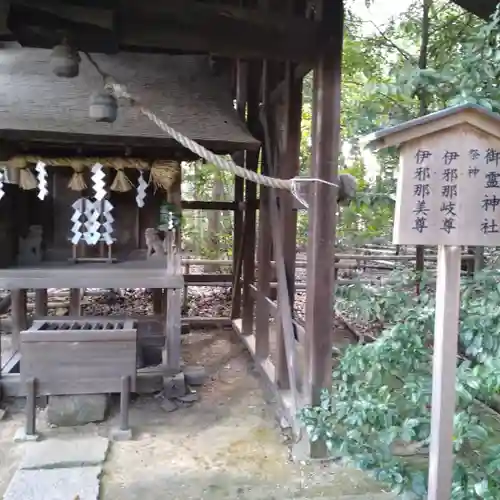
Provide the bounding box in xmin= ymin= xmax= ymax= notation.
xmin=91 ymin=163 xmax=106 ymax=201
xmin=35 ymin=161 xmax=48 ymax=200
xmin=136 ymin=171 xmax=147 ymax=208
xmin=0 ymin=170 xmax=4 ymax=200
xmin=70 ymin=198 xmax=85 ymax=244
xmin=101 ymin=198 xmax=114 ymax=246
xmin=83 ymin=199 xmax=101 ymax=246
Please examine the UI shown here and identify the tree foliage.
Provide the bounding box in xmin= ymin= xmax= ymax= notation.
xmin=297 ymin=2 xmax=500 ymax=497
xmin=301 ymin=268 xmax=500 ymax=498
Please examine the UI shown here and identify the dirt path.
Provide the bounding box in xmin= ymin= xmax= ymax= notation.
xmin=0 ymin=329 xmax=393 ymax=499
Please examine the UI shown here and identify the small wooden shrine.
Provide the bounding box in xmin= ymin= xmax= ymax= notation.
xmin=0 ymin=45 xmax=259 ymax=413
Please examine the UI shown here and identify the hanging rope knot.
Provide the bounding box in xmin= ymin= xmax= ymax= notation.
xmin=290 ymin=177 xmax=339 ymax=209
xmin=105 ymin=79 xmax=134 ymax=103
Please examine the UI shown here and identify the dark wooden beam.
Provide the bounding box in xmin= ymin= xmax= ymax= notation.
xmin=241 ymin=61 xmax=261 ymax=334
xmin=7 ymin=1 xmax=117 ymax=52
xmin=119 ymin=1 xmax=323 ymax=61
xmin=6 ymin=0 xmax=325 ymax=62
xmin=231 ymin=59 xmax=248 ymax=320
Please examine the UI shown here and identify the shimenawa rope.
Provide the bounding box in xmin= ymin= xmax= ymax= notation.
xmin=84 ymin=53 xmax=336 ymax=207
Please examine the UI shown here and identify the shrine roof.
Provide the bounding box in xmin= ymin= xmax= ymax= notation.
xmin=452 ymin=0 xmax=497 ymax=20
xmin=360 ymin=104 xmax=500 ymax=152
xmin=0 ymin=45 xmax=259 ymax=153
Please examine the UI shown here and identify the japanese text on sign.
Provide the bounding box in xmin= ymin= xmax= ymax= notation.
xmin=394 ymin=129 xmax=500 ymax=246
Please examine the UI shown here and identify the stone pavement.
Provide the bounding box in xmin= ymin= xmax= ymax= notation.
xmin=4 ymin=437 xmax=109 ymax=500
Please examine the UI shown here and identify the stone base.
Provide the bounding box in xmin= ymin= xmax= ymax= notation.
xmin=183 ymin=365 xmax=207 ymax=386
xmin=163 ymin=372 xmax=186 ymax=399
xmin=110 ymin=428 xmax=133 ymax=441
xmin=4 ymin=466 xmax=101 ymax=500
xmin=13 ymin=428 xmax=40 ymax=443
xmin=20 ymin=437 xmax=109 ymax=470
xmin=47 ymin=394 xmax=108 ymax=427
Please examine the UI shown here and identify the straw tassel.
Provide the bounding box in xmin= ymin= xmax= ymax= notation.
xmin=150 ymin=161 xmax=180 ymax=192
xmin=68 ymin=161 xmax=87 ymax=191
xmin=8 ymin=156 xmax=37 ymax=190
xmin=110 ymin=160 xmax=133 ymax=192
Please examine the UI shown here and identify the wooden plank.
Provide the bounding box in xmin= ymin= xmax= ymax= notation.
xmin=0 ymin=373 xmax=21 ymax=398
xmin=275 ymin=61 xmax=302 ymax=385
xmin=250 ymin=284 xmax=306 ymax=343
xmin=184 ymin=274 xmax=233 ymax=284
xmin=0 ymin=267 xmax=184 ymax=289
xmin=20 ymin=339 xmax=137 ymax=395
xmin=233 ymin=318 xmax=296 ymax=428
xmin=231 ymin=60 xmax=247 ymax=320
xmin=164 ymin=250 xmax=182 ymax=372
xmin=7 ymin=1 xmax=117 ymax=53
xmin=241 ymin=61 xmax=261 ymax=334
xmin=10 ymin=288 xmax=26 ymax=351
xmin=303 ymin=0 xmax=343 ymax=457
xmin=69 ymin=288 xmax=81 ymax=316
xmin=255 ymin=61 xmax=274 ymax=359
xmin=165 ymin=288 xmax=182 ymax=371
xmin=1 ymin=350 xmax=20 ymax=373
xmin=182 ymin=200 xmax=238 ymax=210
xmin=34 ymin=289 xmax=48 ymax=316
xmin=428 ymin=246 xmax=461 ymax=500
xmin=118 ymin=0 xmax=323 ymax=62
xmin=21 ymin=329 xmax=137 ymax=343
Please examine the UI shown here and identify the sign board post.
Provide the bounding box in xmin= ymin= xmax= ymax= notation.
xmin=360 ymin=104 xmax=500 ymax=500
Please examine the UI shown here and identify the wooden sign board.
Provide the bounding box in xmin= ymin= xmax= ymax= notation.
xmin=393 ymin=124 xmax=500 ymax=246
xmin=394 ymin=124 xmax=500 ymax=246
xmin=361 ymin=104 xmax=500 ymax=500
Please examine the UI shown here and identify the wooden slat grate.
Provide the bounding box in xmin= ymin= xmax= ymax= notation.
xmin=36 ymin=320 xmax=127 ymax=331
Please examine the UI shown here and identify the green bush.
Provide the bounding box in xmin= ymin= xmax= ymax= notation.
xmin=300 ymin=268 xmax=500 ymax=499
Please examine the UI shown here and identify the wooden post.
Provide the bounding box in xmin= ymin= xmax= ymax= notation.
xmin=303 ymin=0 xmax=343 ymax=457
xmin=34 ymin=289 xmax=48 ymax=316
xmin=69 ymin=288 xmax=81 ymax=316
xmin=25 ymin=377 xmax=37 ymax=436
xmin=255 ymin=61 xmax=273 ymax=359
xmin=474 ymin=246 xmax=485 ymax=274
xmin=276 ymin=60 xmax=302 ymax=387
xmin=183 ymin=263 xmax=190 ymax=312
xmin=152 ymin=289 xmax=163 ymax=315
xmin=164 ymin=235 xmax=182 ymax=372
xmin=241 ymin=61 xmax=261 ymax=335
xmin=119 ymin=375 xmax=131 ymax=432
xmin=11 ymin=288 xmax=27 ymax=351
xmin=428 ymin=245 xmax=461 ymax=500
xmin=231 ymin=59 xmax=247 ymax=320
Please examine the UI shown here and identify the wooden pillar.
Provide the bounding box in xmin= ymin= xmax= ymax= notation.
xmin=241 ymin=61 xmax=262 ymax=334
xmin=416 ymin=245 xmax=425 ymax=294
xmin=276 ymin=61 xmax=302 ymax=387
xmin=11 ymin=289 xmax=27 ymax=351
xmin=255 ymin=61 xmax=273 ymax=359
xmin=164 ymin=256 xmax=182 ymax=372
xmin=231 ymin=59 xmax=248 ymax=320
xmin=34 ymin=289 xmax=48 ymax=317
xmin=69 ymin=288 xmax=81 ymax=316
xmin=474 ymin=246 xmax=485 ymax=274
xmin=152 ymin=289 xmax=163 ymax=315
xmin=303 ymin=0 xmax=343 ymax=457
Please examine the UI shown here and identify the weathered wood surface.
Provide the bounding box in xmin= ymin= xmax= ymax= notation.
xmin=0 ymin=260 xmax=184 ymax=289
xmin=20 ymin=318 xmax=137 ymax=396
xmin=6 ymin=0 xmax=324 ymax=62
